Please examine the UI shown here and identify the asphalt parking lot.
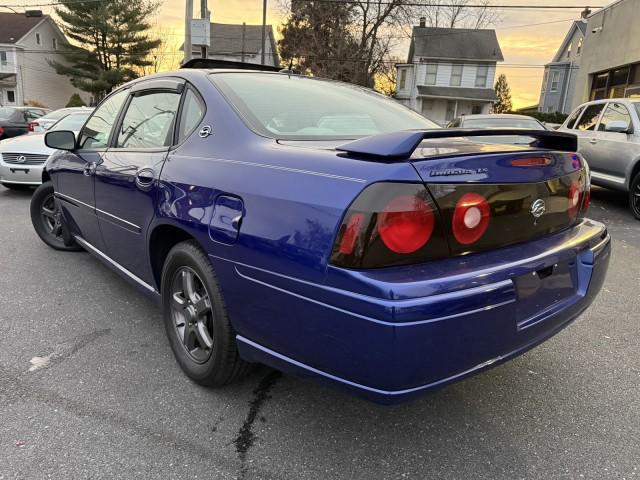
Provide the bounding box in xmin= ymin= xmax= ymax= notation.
xmin=0 ymin=186 xmax=638 ymax=480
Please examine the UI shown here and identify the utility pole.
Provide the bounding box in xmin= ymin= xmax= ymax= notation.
xmin=260 ymin=0 xmax=267 ymax=65
xmin=185 ymin=0 xmax=193 ymax=63
xmin=241 ymin=22 xmax=246 ymax=63
xmin=200 ymin=0 xmax=208 ymax=59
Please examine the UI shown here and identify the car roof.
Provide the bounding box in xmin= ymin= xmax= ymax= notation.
xmin=461 ymin=114 xmax=538 ymax=120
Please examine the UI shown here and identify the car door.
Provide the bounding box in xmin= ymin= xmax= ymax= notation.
xmin=52 ymin=89 xmax=129 ymax=253
xmin=592 ymin=101 xmax=635 ymax=186
xmin=571 ymin=102 xmax=607 ymax=171
xmin=94 ymin=78 xmax=184 ymax=284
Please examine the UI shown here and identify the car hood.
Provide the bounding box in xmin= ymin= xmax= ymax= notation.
xmin=0 ymin=130 xmax=80 ymax=154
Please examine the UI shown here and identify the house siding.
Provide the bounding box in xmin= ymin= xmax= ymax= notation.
xmin=15 ymin=19 xmax=91 ymax=109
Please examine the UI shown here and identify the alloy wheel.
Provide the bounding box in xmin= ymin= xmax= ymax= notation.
xmin=170 ymin=267 xmax=214 ymax=363
xmin=634 ymin=182 xmax=640 ymax=216
xmin=40 ymin=194 xmax=63 ymax=240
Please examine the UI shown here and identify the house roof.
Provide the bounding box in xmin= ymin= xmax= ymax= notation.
xmin=408 ymin=27 xmax=504 ymax=63
xmin=551 ymin=20 xmax=586 ymax=63
xmin=0 ymin=12 xmax=46 ymax=44
xmin=417 ymin=85 xmax=498 ymax=102
xmin=205 ymin=23 xmax=280 ymax=66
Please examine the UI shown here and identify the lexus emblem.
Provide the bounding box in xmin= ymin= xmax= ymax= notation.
xmin=530 ymin=198 xmax=546 ymax=219
xmin=16 ymin=155 xmax=27 ymax=164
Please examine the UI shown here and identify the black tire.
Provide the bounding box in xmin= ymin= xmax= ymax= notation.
xmin=2 ymin=182 xmax=32 ymax=191
xmin=630 ymin=173 xmax=640 ymax=220
xmin=161 ymin=240 xmax=253 ymax=386
xmin=30 ymin=181 xmax=82 ymax=251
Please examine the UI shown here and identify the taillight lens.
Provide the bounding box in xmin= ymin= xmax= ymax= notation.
xmin=568 ymin=181 xmax=581 ymax=218
xmin=378 ymin=195 xmax=435 ymax=254
xmin=28 ymin=122 xmax=37 ymax=132
xmin=451 ymin=193 xmax=490 ymax=245
xmin=331 ymin=183 xmax=448 ymax=269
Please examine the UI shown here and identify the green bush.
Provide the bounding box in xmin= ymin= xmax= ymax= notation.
xmin=65 ymin=93 xmax=87 ymax=108
xmin=514 ymin=110 xmax=568 ymax=124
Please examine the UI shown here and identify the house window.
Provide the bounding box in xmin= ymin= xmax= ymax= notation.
xmin=450 ymin=64 xmax=463 ymax=86
xmin=475 ymin=65 xmax=488 ymax=87
xmin=471 ymin=105 xmax=482 ymax=114
xmin=577 ymin=37 xmax=583 ymax=54
xmin=399 ymin=69 xmax=407 ymax=89
xmin=36 ymin=33 xmax=41 ymax=45
xmin=542 ymin=70 xmax=549 ymax=91
xmin=7 ymin=90 xmax=15 ymax=103
xmin=567 ymin=42 xmax=572 ymax=58
xmin=0 ymin=51 xmax=7 ymax=66
xmin=425 ymin=64 xmax=438 ymax=85
xmin=550 ymin=71 xmax=560 ymax=92
xmin=52 ymin=38 xmax=57 ymax=50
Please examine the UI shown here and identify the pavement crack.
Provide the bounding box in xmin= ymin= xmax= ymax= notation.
xmin=234 ymin=370 xmax=281 ymax=479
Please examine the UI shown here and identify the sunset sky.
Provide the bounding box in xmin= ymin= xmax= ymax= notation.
xmin=37 ymin=0 xmax=599 ymax=109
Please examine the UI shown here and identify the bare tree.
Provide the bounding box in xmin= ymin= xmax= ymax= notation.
xmin=419 ymin=0 xmax=500 ymax=29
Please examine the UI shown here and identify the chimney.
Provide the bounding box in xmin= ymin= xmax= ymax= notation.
xmin=581 ymin=7 xmax=591 ymax=19
xmin=419 ymin=17 xmax=426 ymax=27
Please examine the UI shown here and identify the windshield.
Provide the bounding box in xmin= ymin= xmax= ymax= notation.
xmin=462 ymin=117 xmax=545 ymax=130
xmin=0 ymin=107 xmax=18 ymax=120
xmin=40 ymin=110 xmax=70 ymax=122
xmin=51 ymin=113 xmax=91 ymax=131
xmin=634 ymin=102 xmax=640 ymax=119
xmin=211 ymin=72 xmax=438 ymax=139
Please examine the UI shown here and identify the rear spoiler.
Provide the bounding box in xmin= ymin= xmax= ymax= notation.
xmin=336 ymin=129 xmax=578 ymax=160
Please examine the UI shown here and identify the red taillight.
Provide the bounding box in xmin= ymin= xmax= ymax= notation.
xmin=568 ymin=182 xmax=581 ymax=218
xmin=338 ymin=212 xmax=365 ymax=255
xmin=511 ymin=157 xmax=551 ymax=167
xmin=0 ymin=126 xmax=4 ymax=135
xmin=378 ymin=195 xmax=434 ymax=254
xmin=452 ymin=193 xmax=490 ymax=245
xmin=28 ymin=122 xmax=38 ymax=132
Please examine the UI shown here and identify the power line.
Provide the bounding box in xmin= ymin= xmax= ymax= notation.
xmin=298 ymin=0 xmax=603 ymax=9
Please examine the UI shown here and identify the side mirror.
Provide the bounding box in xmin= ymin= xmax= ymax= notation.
xmin=604 ymin=120 xmax=632 ymax=133
xmin=45 ymin=130 xmax=76 ymax=151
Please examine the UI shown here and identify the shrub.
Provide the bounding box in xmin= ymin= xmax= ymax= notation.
xmin=65 ymin=93 xmax=87 ymax=108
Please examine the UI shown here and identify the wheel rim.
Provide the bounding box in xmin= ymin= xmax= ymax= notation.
xmin=41 ymin=193 xmax=63 ymax=240
xmin=170 ymin=267 xmax=214 ymax=363
xmin=633 ymin=182 xmax=640 ymax=215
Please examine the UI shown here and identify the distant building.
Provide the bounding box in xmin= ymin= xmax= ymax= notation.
xmin=538 ymin=14 xmax=587 ymax=114
xmin=571 ymin=0 xmax=640 ymax=108
xmin=395 ymin=20 xmax=503 ymax=125
xmin=190 ymin=22 xmax=280 ymax=67
xmin=0 ymin=11 xmax=91 ymax=108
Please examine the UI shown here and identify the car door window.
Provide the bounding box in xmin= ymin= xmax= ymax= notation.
xmin=78 ymin=89 xmax=129 ymax=149
xmin=598 ymin=102 xmax=632 ymax=131
xmin=178 ymin=88 xmax=206 ymax=143
xmin=575 ymin=103 xmax=605 ymax=131
xmin=117 ymin=91 xmax=181 ymax=148
xmin=565 ymin=106 xmax=584 ymax=129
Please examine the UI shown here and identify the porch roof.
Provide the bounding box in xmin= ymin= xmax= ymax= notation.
xmin=417 ymin=86 xmax=498 ymax=102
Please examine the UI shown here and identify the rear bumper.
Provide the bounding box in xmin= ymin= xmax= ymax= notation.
xmin=0 ymin=160 xmax=44 ymax=185
xmin=222 ymin=220 xmax=610 ymax=404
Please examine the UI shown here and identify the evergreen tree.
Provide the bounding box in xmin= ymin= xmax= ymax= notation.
xmin=493 ymin=74 xmax=512 ymax=113
xmin=49 ymin=0 xmax=161 ymax=98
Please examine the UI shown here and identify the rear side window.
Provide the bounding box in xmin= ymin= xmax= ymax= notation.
xmin=575 ymin=103 xmax=605 ymax=131
xmin=598 ymin=102 xmax=632 ymax=131
xmin=79 ymin=89 xmax=129 ymax=149
xmin=178 ymin=88 xmax=205 ymax=142
xmin=117 ymin=91 xmax=181 ymax=148
xmin=565 ymin=106 xmax=584 ymax=129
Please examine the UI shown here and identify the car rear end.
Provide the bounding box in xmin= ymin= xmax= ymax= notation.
xmin=237 ymin=130 xmax=610 ymax=404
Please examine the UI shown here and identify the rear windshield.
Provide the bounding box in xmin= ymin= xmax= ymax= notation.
xmin=0 ymin=107 xmax=20 ymax=120
xmin=210 ymin=72 xmax=438 ymax=140
xmin=51 ymin=113 xmax=91 ymax=131
xmin=462 ymin=117 xmax=545 ymax=130
xmin=40 ymin=109 xmax=71 ymax=121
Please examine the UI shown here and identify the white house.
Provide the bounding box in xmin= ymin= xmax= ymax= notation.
xmin=395 ymin=21 xmax=504 ymax=124
xmin=0 ymin=11 xmax=91 ymax=109
xmin=190 ymin=22 xmax=280 ymax=67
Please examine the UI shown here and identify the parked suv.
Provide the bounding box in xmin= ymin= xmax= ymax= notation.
xmin=29 ymin=67 xmax=609 ymax=403
xmin=559 ymin=98 xmax=640 ymax=219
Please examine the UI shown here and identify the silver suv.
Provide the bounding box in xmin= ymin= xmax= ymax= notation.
xmin=560 ymin=98 xmax=640 ymax=219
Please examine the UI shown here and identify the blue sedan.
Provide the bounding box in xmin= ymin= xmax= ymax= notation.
xmin=31 ymin=65 xmax=610 ymax=404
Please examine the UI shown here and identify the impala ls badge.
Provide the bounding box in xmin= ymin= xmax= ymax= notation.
xmin=16 ymin=155 xmax=27 ymax=164
xmin=530 ymin=198 xmax=546 ymax=219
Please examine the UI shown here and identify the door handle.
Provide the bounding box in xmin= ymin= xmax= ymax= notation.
xmin=83 ymin=162 xmax=97 ymax=176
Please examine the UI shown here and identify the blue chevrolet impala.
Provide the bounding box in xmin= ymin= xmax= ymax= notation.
xmin=31 ymin=63 xmax=610 ymax=404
